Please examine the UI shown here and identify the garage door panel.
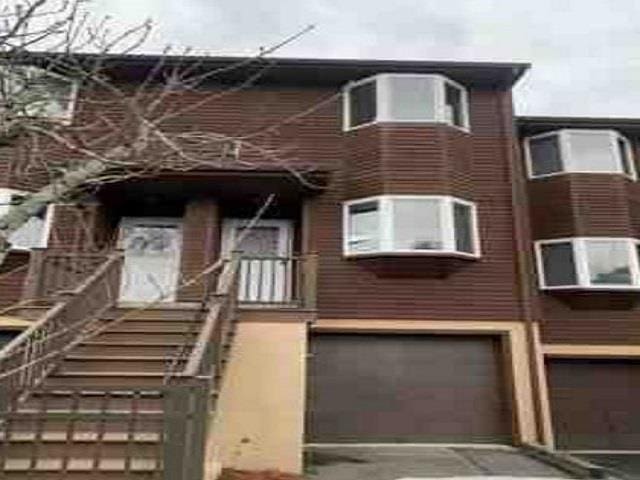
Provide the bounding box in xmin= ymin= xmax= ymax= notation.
xmin=306 ymin=334 xmax=511 ymax=443
xmin=547 ymin=359 xmax=640 ymax=450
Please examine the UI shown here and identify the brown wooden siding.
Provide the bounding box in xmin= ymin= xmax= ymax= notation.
xmin=315 ymin=89 xmax=524 ymax=320
xmin=0 ymin=250 xmax=29 ymax=308
xmin=6 ymin=82 xmax=526 ymax=323
xmin=526 ymin=137 xmax=640 ymax=345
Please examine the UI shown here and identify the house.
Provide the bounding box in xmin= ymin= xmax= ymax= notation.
xmin=0 ymin=54 xmax=638 ymax=478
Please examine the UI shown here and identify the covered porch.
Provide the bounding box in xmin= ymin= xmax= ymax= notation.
xmin=21 ymin=171 xmax=323 ymax=310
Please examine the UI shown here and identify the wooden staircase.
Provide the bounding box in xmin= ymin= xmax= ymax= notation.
xmin=0 ymin=252 xmax=242 ymax=480
xmin=1 ymin=305 xmax=204 ymax=478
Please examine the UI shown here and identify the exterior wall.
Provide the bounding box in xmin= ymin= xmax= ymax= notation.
xmin=315 ymin=89 xmax=525 ymax=321
xmin=0 ymin=250 xmax=29 ymax=308
xmin=47 ymin=203 xmax=110 ymax=252
xmin=523 ymin=134 xmax=640 ymax=345
xmin=208 ymin=310 xmax=310 ymax=474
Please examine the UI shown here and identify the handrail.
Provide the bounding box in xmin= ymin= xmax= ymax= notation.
xmin=0 ymin=252 xmax=123 ymax=410
xmin=0 ymin=253 xmax=122 ymax=361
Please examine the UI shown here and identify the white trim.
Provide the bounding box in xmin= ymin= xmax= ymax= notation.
xmin=220 ymin=218 xmax=293 ymax=258
xmin=535 ymin=237 xmax=640 ymax=290
xmin=342 ymin=73 xmax=471 ymax=132
xmin=524 ymin=129 xmax=637 ymax=181
xmin=343 ymin=194 xmax=481 ymax=258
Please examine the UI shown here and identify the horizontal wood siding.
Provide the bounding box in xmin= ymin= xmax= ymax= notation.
xmin=316 ymin=89 xmax=524 ymax=321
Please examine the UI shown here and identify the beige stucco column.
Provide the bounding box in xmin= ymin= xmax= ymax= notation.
xmin=207 ymin=310 xmax=311 ymax=475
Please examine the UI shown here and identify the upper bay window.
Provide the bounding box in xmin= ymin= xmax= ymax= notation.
xmin=535 ymin=237 xmax=640 ymax=290
xmin=343 ymin=195 xmax=479 ymax=258
xmin=525 ymin=129 xmax=636 ymax=180
xmin=0 ymin=65 xmax=77 ymax=122
xmin=343 ymin=74 xmax=470 ymax=132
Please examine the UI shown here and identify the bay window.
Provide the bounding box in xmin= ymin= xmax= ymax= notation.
xmin=343 ymin=74 xmax=470 ymax=131
xmin=525 ymin=129 xmax=636 ymax=180
xmin=343 ymin=195 xmax=479 ymax=257
xmin=535 ymin=237 xmax=640 ymax=290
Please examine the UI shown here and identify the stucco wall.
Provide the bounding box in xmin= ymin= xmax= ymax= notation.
xmin=208 ymin=313 xmax=308 ymax=474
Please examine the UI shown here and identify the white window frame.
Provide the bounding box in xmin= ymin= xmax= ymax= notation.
xmin=342 ymin=73 xmax=470 ymax=133
xmin=524 ymin=129 xmax=636 ymax=180
xmin=342 ymin=194 xmax=480 ymax=258
xmin=0 ymin=188 xmax=53 ymax=250
xmin=0 ymin=65 xmax=78 ymax=124
xmin=534 ymin=237 xmax=640 ymax=291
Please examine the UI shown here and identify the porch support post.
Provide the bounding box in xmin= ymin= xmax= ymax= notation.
xmin=178 ymin=198 xmax=220 ymax=302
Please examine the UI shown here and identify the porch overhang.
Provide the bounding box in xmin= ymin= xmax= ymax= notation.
xmin=96 ymin=169 xmax=329 ymax=212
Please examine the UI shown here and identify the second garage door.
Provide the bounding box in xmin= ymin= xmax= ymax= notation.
xmin=547 ymin=358 xmax=640 ymax=450
xmin=306 ymin=333 xmax=512 ymax=444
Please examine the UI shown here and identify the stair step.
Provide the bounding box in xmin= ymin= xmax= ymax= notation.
xmin=2 ymin=457 xmax=160 ymax=472
xmin=43 ymin=372 xmax=166 ymax=388
xmin=96 ymin=320 xmax=202 ymax=333
xmin=92 ymin=332 xmax=196 ymax=343
xmin=75 ymin=342 xmax=191 ymax=356
xmin=4 ymin=440 xmax=161 ymax=458
xmin=58 ymin=357 xmax=182 ymax=373
xmin=1 ymin=431 xmax=160 ymax=442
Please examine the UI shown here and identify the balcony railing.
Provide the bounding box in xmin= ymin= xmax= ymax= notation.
xmin=22 ymin=249 xmax=113 ymax=300
xmin=236 ymin=254 xmax=318 ymax=308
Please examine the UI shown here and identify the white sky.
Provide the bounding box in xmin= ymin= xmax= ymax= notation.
xmin=93 ymin=0 xmax=640 ymax=117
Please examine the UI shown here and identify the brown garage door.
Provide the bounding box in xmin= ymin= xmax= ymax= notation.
xmin=306 ymin=333 xmax=512 ymax=443
xmin=547 ymin=358 xmax=640 ymax=450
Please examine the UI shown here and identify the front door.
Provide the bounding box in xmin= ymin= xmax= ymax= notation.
xmin=221 ymin=219 xmax=293 ymax=303
xmin=118 ymin=217 xmax=182 ymax=302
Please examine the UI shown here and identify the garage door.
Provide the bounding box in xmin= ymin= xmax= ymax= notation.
xmin=306 ymin=334 xmax=512 ymax=443
xmin=547 ymin=358 xmax=640 ymax=450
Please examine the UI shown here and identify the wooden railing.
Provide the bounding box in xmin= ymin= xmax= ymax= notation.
xmin=163 ymin=253 xmax=241 ymax=480
xmin=237 ymin=254 xmax=318 ymax=308
xmin=0 ymin=252 xmax=123 ymax=412
xmin=22 ymin=249 xmax=113 ymax=300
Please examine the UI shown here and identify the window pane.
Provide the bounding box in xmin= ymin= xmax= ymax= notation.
xmin=618 ymin=137 xmax=633 ymax=177
xmin=585 ymin=240 xmax=632 ymax=285
xmin=567 ymin=131 xmax=619 ymax=173
xmin=529 ymin=135 xmax=562 ymax=176
xmin=540 ymin=243 xmax=577 ymax=286
xmin=348 ymin=201 xmax=379 ymax=252
xmin=349 ymin=81 xmax=376 ymax=128
xmin=445 ymin=83 xmax=464 ymax=128
xmin=387 ymin=76 xmax=437 ymax=121
xmin=454 ymin=202 xmax=474 ymax=253
xmin=392 ymin=198 xmax=442 ymax=250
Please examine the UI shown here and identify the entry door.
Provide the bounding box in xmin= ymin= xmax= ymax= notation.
xmin=118 ymin=217 xmax=182 ymax=302
xmin=221 ymin=219 xmax=293 ymax=303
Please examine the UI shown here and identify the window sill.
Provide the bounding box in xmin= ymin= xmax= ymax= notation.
xmin=541 ymin=287 xmax=640 ymax=310
xmin=345 ymin=250 xmax=480 ymax=260
xmin=343 ymin=119 xmax=471 ymax=134
xmin=529 ymin=171 xmax=636 ymax=181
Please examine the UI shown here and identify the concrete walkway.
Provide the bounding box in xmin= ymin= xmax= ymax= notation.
xmin=305 ymin=446 xmax=573 ymax=480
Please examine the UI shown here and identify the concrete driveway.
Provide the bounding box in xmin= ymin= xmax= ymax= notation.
xmin=575 ymin=453 xmax=640 ymax=480
xmin=305 ymin=445 xmax=573 ymax=480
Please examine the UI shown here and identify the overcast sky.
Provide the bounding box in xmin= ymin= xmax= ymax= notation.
xmin=94 ymin=0 xmax=640 ymax=118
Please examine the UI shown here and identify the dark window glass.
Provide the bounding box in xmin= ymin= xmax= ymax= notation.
xmin=349 ymin=81 xmax=376 ymax=128
xmin=541 ymin=242 xmax=577 ymax=286
xmin=529 ymin=135 xmax=563 ymax=176
xmin=618 ymin=137 xmax=633 ymax=177
xmin=453 ymin=202 xmax=473 ymax=253
xmin=445 ymin=83 xmax=464 ymax=128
